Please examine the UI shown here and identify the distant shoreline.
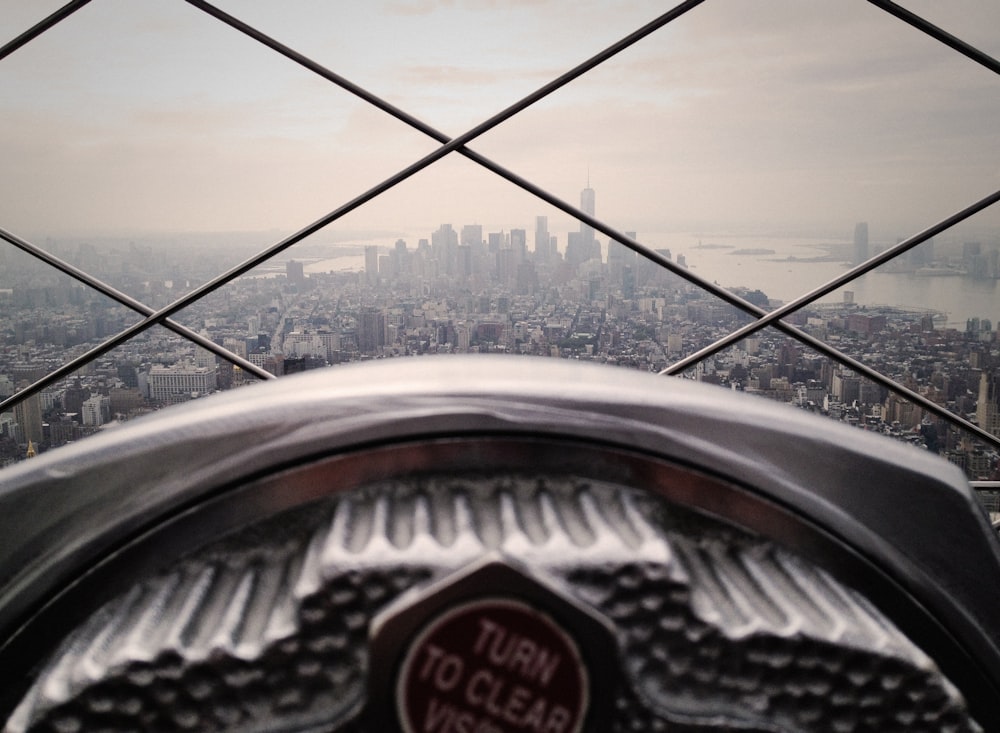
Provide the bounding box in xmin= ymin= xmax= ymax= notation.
xmin=729 ymin=248 xmax=776 ymax=256
xmin=764 ymin=254 xmax=844 ymax=263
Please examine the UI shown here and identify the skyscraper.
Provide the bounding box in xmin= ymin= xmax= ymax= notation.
xmin=12 ymin=387 xmax=43 ymax=446
xmin=565 ymin=232 xmax=585 ymax=267
xmin=81 ymin=394 xmax=111 ymax=427
xmin=432 ymin=224 xmax=458 ymax=275
xmin=358 ymin=307 xmax=385 ymax=354
xmin=391 ymin=239 xmax=410 ymax=279
xmin=365 ymin=246 xmax=379 ymax=285
xmin=977 ymin=369 xmax=1000 ymax=438
xmin=853 ymin=222 xmax=869 ymax=265
xmin=580 ymin=182 xmax=597 ymax=262
xmin=460 ymin=224 xmax=482 ymax=248
xmin=608 ymin=231 xmax=638 ymax=269
xmin=509 ymin=229 xmax=527 ymax=264
xmin=534 ymin=216 xmax=551 ymax=263
xmin=286 ymin=260 xmax=305 ymax=285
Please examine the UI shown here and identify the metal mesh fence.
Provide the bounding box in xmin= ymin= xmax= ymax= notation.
xmin=1 ymin=1 xmax=998 ymax=488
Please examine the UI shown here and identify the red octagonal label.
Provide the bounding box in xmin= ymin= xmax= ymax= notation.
xmin=397 ymin=598 xmax=588 ymax=733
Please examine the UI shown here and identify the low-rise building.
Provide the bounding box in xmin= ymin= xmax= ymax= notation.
xmin=147 ymin=362 xmax=217 ymax=404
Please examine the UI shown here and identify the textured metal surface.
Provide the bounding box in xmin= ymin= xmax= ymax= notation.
xmin=6 ymin=477 xmax=979 ymax=733
xmin=2 ymin=358 xmax=998 ymax=727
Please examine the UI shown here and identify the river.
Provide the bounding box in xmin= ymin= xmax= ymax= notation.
xmin=273 ymin=231 xmax=998 ymax=328
xmin=632 ymin=232 xmax=999 ymax=328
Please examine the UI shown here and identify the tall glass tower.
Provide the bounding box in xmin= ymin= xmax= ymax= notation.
xmin=580 ymin=181 xmax=597 ymax=262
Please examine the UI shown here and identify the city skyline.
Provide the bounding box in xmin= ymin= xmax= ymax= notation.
xmin=2 ymin=1 xmax=998 ymax=241
xmin=6 ymin=190 xmax=998 ymax=328
xmin=3 ymin=205 xmax=999 ymax=481
xmin=8 ymin=174 xmax=996 ymax=322
xmin=1 ymin=1 xmax=998 ymax=483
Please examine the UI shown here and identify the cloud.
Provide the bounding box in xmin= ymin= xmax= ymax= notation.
xmin=1 ymin=0 xmax=997 ymax=240
xmin=402 ymin=64 xmax=549 ymax=87
xmin=386 ymin=0 xmax=548 ymax=14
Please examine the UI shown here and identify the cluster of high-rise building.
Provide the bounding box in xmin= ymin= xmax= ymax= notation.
xmin=1 ymin=187 xmax=998 ymax=481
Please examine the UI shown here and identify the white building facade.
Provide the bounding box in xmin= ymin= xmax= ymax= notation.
xmin=147 ymin=363 xmax=218 ymax=404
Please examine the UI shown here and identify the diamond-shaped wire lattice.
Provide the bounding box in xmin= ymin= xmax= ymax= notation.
xmin=1 ymin=0 xmax=998 ymax=457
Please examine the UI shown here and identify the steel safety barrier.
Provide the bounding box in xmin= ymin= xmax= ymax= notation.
xmin=1 ymin=0 xmax=998 ymax=454
xmin=2 ymin=5 xmax=1000 ymax=730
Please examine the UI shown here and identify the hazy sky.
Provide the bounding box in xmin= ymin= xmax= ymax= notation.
xmin=1 ymin=0 xmax=998 ymax=246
